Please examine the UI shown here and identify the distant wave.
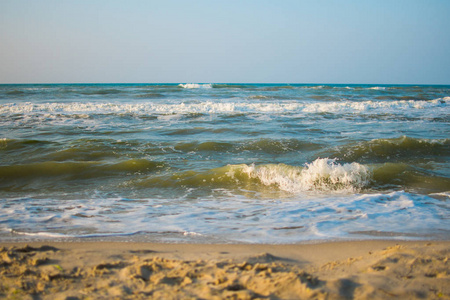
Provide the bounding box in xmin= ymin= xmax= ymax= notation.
xmin=178 ymin=83 xmax=213 ymax=89
xmin=81 ymin=88 xmax=123 ymax=95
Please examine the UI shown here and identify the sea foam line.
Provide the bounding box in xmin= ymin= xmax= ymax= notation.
xmin=0 ymin=97 xmax=447 ymax=116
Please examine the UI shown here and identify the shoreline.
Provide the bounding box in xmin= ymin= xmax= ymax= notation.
xmin=1 ymin=240 xmax=448 ymax=299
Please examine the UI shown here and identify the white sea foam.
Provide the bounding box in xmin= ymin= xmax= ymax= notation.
xmin=179 ymin=83 xmax=213 ymax=89
xmin=183 ymin=231 xmax=203 ymax=236
xmin=7 ymin=228 xmax=71 ymax=238
xmin=1 ymin=191 xmax=448 ymax=243
xmin=228 ymin=158 xmax=371 ymax=193
xmin=429 ymin=191 xmax=450 ymax=199
xmin=300 ymin=98 xmax=448 ymax=113
xmin=0 ymin=97 xmax=447 ymax=117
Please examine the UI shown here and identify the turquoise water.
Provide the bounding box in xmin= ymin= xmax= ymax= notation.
xmin=0 ymin=83 xmax=449 ymax=243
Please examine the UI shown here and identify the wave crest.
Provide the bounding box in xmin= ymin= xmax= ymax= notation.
xmin=228 ymin=158 xmax=371 ymax=193
xmin=178 ymin=83 xmax=213 ymax=89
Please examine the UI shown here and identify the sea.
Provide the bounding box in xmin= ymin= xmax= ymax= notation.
xmin=0 ymin=83 xmax=449 ymax=243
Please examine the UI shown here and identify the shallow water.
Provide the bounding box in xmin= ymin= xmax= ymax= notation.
xmin=0 ymin=83 xmax=449 ymax=243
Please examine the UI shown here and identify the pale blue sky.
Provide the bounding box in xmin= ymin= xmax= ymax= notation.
xmin=1 ymin=0 xmax=449 ymax=84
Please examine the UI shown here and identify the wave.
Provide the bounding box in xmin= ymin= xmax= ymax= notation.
xmin=0 ymin=138 xmax=135 ymax=163
xmin=241 ymin=139 xmax=322 ymax=154
xmin=1 ymin=155 xmax=448 ymax=197
xmin=134 ymin=158 xmax=372 ymax=194
xmin=6 ymin=90 xmax=26 ymax=95
xmin=212 ymin=84 xmax=249 ymax=89
xmin=233 ymin=159 xmax=371 ymax=193
xmin=174 ymin=139 xmax=321 ymax=154
xmin=135 ymin=93 xmax=165 ymax=99
xmin=132 ymin=158 xmax=448 ymax=195
xmin=1 ymin=139 xmax=323 ymax=171
xmin=178 ymin=83 xmax=290 ymax=89
xmin=0 ymin=159 xmax=165 ymax=182
xmin=301 ymin=97 xmax=448 ymax=114
xmin=2 ymin=137 xmax=448 ymax=195
xmin=331 ymin=136 xmax=450 ymax=163
xmin=249 ymin=95 xmax=270 ymax=99
xmin=80 ymin=88 xmax=123 ymax=95
xmin=178 ymin=83 xmax=213 ymax=89
xmin=371 ymin=162 xmax=450 ymax=194
xmin=1 ymin=97 xmax=447 ymax=117
xmin=0 ymin=138 xmax=54 ymax=150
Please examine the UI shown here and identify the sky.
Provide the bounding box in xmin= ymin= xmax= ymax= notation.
xmin=1 ymin=0 xmax=450 ymax=84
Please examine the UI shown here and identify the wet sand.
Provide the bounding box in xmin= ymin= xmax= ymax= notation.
xmin=0 ymin=240 xmax=448 ymax=299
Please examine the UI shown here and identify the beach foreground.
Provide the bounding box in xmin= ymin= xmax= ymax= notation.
xmin=0 ymin=240 xmax=448 ymax=299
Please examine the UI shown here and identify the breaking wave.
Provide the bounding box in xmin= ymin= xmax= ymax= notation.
xmin=229 ymin=158 xmax=371 ymax=193
xmin=136 ymin=158 xmax=372 ymax=194
xmin=178 ymin=83 xmax=213 ymax=89
xmin=134 ymin=158 xmax=448 ymax=195
xmin=1 ymin=97 xmax=447 ymax=117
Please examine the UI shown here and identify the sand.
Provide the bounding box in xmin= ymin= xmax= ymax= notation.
xmin=0 ymin=240 xmax=448 ymax=299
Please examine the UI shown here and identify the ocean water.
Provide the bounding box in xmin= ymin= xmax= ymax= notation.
xmin=0 ymin=83 xmax=449 ymax=243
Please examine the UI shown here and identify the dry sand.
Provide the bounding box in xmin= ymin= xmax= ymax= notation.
xmin=0 ymin=240 xmax=448 ymax=299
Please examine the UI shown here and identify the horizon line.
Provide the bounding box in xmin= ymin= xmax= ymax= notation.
xmin=1 ymin=82 xmax=450 ymax=86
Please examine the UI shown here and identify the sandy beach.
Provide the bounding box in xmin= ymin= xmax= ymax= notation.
xmin=0 ymin=240 xmax=448 ymax=299
xmin=2 ymin=0 xmax=450 ymax=298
